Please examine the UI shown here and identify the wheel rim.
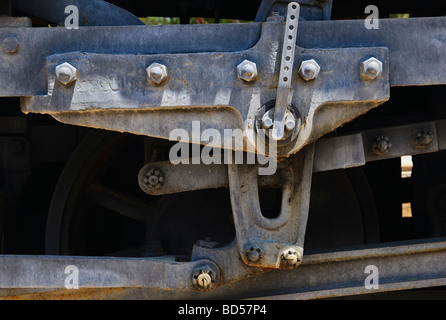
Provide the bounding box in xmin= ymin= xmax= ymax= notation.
xmin=45 ymin=130 xmax=236 ymax=257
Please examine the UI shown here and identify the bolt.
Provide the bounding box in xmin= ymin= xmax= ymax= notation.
xmin=150 ymin=66 xmax=163 ymax=80
xmin=55 ymin=62 xmax=78 ymax=85
xmin=143 ymin=167 xmax=164 ymax=191
xmin=197 ymin=273 xmax=212 ymax=288
xmin=192 ymin=263 xmax=219 ymax=291
xmin=372 ymin=136 xmax=392 ymax=156
xmin=299 ymin=59 xmax=320 ymax=81
xmin=237 ymin=60 xmax=258 ymax=82
xmin=2 ymin=37 xmax=19 ymax=54
xmin=361 ymin=57 xmax=383 ymax=80
xmin=262 ymin=111 xmax=274 ymax=129
xmin=281 ymin=248 xmax=302 ymax=268
xmin=245 ymin=246 xmax=262 ymax=263
xmin=285 ymin=113 xmax=296 ymax=131
xmin=413 ymin=130 xmax=433 ymax=149
xmin=147 ymin=62 xmax=168 ymax=85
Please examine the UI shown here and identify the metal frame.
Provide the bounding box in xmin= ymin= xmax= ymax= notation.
xmin=16 ymin=16 xmax=446 ymax=157
xmin=2 ymin=237 xmax=446 ymax=299
xmin=138 ymin=120 xmax=446 ymax=196
xmin=1 ymin=0 xmax=446 ymax=299
xmin=20 ymin=19 xmax=390 ymax=157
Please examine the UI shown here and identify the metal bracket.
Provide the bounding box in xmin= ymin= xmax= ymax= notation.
xmin=19 ymin=19 xmax=390 ymax=157
xmin=228 ymin=143 xmax=315 ymax=269
xmin=271 ymin=2 xmax=299 ymax=141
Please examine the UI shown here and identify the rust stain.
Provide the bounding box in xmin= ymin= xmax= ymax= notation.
xmin=1 ymin=287 xmax=128 ymax=300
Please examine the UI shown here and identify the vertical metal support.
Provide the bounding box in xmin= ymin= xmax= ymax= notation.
xmin=272 ymin=2 xmax=300 ymax=141
xmin=228 ymin=143 xmax=315 ymax=269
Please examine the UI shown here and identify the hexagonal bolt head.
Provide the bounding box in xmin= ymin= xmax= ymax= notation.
xmin=55 ymin=62 xmax=78 ymax=85
xmin=361 ymin=57 xmax=383 ymax=80
xmin=413 ymin=130 xmax=433 ymax=149
xmin=299 ymin=59 xmax=320 ymax=81
xmin=262 ymin=111 xmax=274 ymax=129
xmin=372 ymin=136 xmax=392 ymax=156
xmin=237 ymin=60 xmax=258 ymax=82
xmin=146 ymin=63 xmax=168 ymax=85
xmin=281 ymin=248 xmax=302 ymax=268
xmin=143 ymin=167 xmax=164 ymax=191
xmin=192 ymin=264 xmax=219 ymax=291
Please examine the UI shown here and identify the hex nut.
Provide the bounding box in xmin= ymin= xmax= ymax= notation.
xmin=192 ymin=263 xmax=220 ymax=291
xmin=413 ymin=130 xmax=433 ymax=149
xmin=299 ymin=59 xmax=320 ymax=81
xmin=281 ymin=248 xmax=302 ymax=268
xmin=361 ymin=57 xmax=383 ymax=80
xmin=262 ymin=111 xmax=274 ymax=129
xmin=237 ymin=60 xmax=258 ymax=82
xmin=372 ymin=136 xmax=392 ymax=156
xmin=245 ymin=246 xmax=262 ymax=263
xmin=55 ymin=62 xmax=78 ymax=85
xmin=143 ymin=167 xmax=164 ymax=191
xmin=147 ymin=63 xmax=168 ymax=85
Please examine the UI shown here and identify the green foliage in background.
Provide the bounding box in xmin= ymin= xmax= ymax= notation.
xmin=389 ymin=13 xmax=410 ymax=18
xmin=140 ymin=17 xmax=251 ymax=25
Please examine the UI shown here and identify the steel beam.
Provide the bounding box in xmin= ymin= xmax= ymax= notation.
xmin=297 ymin=17 xmax=446 ymax=86
xmin=248 ymin=238 xmax=446 ymax=299
xmin=6 ymin=17 xmax=446 ymax=156
xmin=0 ymin=255 xmax=217 ymax=291
xmin=21 ymin=23 xmax=389 ymax=156
xmin=137 ymin=120 xmax=444 ymax=196
xmin=0 ymin=17 xmax=441 ymax=97
xmin=2 ymin=238 xmax=446 ymax=299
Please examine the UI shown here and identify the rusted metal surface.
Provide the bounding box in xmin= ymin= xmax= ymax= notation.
xmin=1 ymin=0 xmax=446 ymax=301
xmin=1 ymin=288 xmax=128 ymax=300
xmin=21 ymin=21 xmax=389 ymax=156
xmin=2 ymin=238 xmax=446 ymax=299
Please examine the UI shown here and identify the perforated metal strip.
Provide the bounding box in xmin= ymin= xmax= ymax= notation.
xmin=271 ymin=2 xmax=300 ymax=141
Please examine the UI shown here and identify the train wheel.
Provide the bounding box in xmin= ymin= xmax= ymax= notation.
xmin=45 ymin=130 xmax=236 ymax=257
xmin=45 ymin=129 xmax=379 ymax=257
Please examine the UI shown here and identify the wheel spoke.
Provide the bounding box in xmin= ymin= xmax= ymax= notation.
xmin=86 ymin=182 xmax=160 ymax=224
